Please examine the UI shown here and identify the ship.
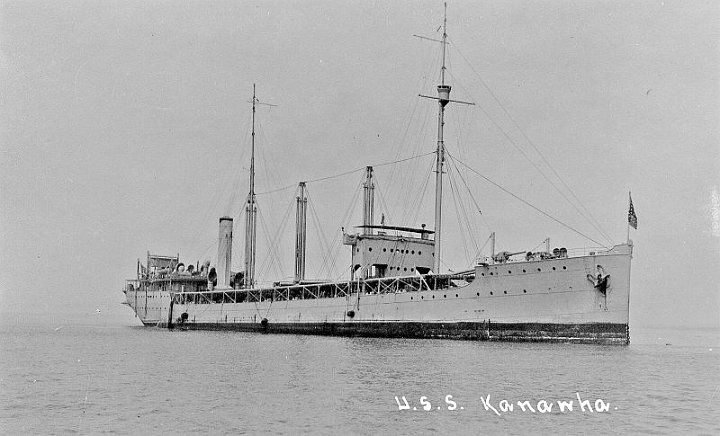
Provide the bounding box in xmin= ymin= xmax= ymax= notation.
xmin=123 ymin=6 xmax=634 ymax=344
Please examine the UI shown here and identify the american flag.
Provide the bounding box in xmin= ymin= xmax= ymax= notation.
xmin=628 ymin=193 xmax=638 ymax=229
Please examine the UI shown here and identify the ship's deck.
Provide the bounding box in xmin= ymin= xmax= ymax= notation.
xmin=170 ymin=273 xmax=472 ymax=305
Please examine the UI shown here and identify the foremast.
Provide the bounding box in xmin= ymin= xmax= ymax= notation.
xmin=245 ymin=84 xmax=258 ymax=289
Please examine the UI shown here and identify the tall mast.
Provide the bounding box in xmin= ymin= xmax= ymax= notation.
xmin=244 ymin=84 xmax=258 ymax=289
xmin=418 ymin=3 xmax=473 ymax=273
xmin=242 ymin=85 xmax=276 ymax=289
xmin=434 ymin=3 xmax=450 ymax=274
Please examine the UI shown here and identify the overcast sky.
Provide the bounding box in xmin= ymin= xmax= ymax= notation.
xmin=1 ymin=0 xmax=718 ymax=328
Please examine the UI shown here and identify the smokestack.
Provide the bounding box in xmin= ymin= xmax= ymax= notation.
xmin=217 ymin=217 xmax=233 ymax=288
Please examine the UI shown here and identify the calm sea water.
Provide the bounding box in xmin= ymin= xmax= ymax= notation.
xmin=1 ymin=315 xmax=718 ymax=435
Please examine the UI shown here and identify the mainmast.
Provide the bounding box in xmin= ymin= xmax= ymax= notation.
xmin=433 ymin=3 xmax=450 ymax=274
xmin=244 ymin=84 xmax=258 ymax=289
xmin=418 ymin=3 xmax=473 ymax=273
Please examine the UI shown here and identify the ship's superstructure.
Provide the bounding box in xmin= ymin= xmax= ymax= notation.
xmin=123 ymin=5 xmax=634 ymax=344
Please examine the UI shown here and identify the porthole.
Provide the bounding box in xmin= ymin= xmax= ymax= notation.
xmin=390 ymin=249 xmax=394 ymax=253
xmin=455 ymin=294 xmax=459 ymax=298
xmin=418 ymin=251 xmax=422 ymax=255
xmin=443 ymin=294 xmax=446 ymax=298
xmin=552 ymin=267 xmax=556 ymax=271
xmin=503 ymin=291 xmax=507 ymax=294
xmin=522 ymin=269 xmax=526 ymax=273
xmin=369 ymin=247 xmax=372 ymax=252
xmin=410 ymin=296 xmax=413 ymax=300
xmin=421 ymin=296 xmax=424 ymax=300
xmin=412 ymin=250 xmax=415 ymax=254
xmin=508 ymin=270 xmax=512 ymax=274
xmin=476 ymin=292 xmax=480 ymax=296
xmin=481 ymin=273 xmax=485 ymax=276
xmin=432 ymin=295 xmax=435 ymax=299
xmin=490 ymin=291 xmax=493 ymax=295
xmin=523 ymin=289 xmax=527 ymax=293
xmin=383 ymin=248 xmax=387 ymax=252
xmin=404 ymin=267 xmax=407 ymax=271
xmin=537 ymin=268 xmax=541 ymax=272
xmin=490 ymin=272 xmax=493 ymax=276
xmin=563 ymin=266 xmax=567 ymax=270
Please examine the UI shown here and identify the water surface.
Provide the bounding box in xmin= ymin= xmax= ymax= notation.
xmin=1 ymin=317 xmax=718 ymax=434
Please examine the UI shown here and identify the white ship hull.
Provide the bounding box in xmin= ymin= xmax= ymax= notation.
xmin=125 ymin=244 xmax=632 ymax=344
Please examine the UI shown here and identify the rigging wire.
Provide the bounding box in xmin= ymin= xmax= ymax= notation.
xmin=446 ymin=153 xmax=493 ymax=242
xmin=387 ymin=42 xmax=444 ymax=189
xmin=319 ymin=177 xmax=364 ymax=279
xmin=409 ymin=157 xmax=438 ymax=226
xmin=446 ymin=146 xmax=485 ymax=219
xmin=448 ymin=39 xmax=614 ymax=245
xmin=255 ymin=151 xmax=434 ymax=196
xmin=446 ymin=164 xmax=472 ymax=264
xmin=471 ymin=233 xmax=492 ymax=262
xmin=386 ymin=44 xmax=442 ymax=220
xmin=254 ymin=192 xmax=296 ymax=283
xmin=373 ymin=176 xmax=393 ymax=225
xmin=448 ymin=160 xmax=481 ymax=256
xmin=447 ymin=151 xmax=607 ymax=248
xmin=449 ymin=66 xmax=612 ymax=245
xmin=304 ymin=188 xmax=335 ymax=279
xmin=185 ymin=111 xmax=252 ymax=257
